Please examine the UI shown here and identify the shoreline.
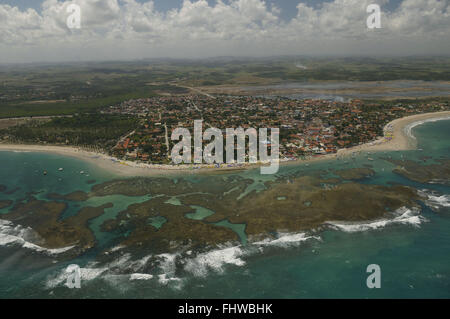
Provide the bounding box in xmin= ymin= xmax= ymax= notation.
xmin=1 ymin=110 xmax=450 ymax=177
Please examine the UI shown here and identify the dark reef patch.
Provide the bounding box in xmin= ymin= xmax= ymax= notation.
xmin=100 ymin=196 xmax=238 ymax=253
xmin=0 ymin=200 xmax=13 ymax=209
xmin=334 ymin=168 xmax=376 ymax=180
xmin=4 ymin=187 xmax=20 ymax=195
xmin=0 ymin=167 xmax=423 ymax=257
xmin=47 ymin=191 xmax=89 ymax=202
xmin=385 ymin=158 xmax=450 ymax=184
xmin=0 ymin=197 xmax=112 ymax=256
xmin=99 ymin=174 xmax=420 ymax=252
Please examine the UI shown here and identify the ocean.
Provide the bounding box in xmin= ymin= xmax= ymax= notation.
xmin=0 ymin=119 xmax=449 ymax=299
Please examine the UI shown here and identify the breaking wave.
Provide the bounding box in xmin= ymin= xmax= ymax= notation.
xmin=43 ymin=206 xmax=432 ymax=290
xmin=45 ymin=253 xmax=153 ymax=288
xmin=252 ymin=232 xmax=320 ymax=247
xmin=44 ymin=231 xmax=320 ymax=289
xmin=46 ymin=266 xmax=108 ymax=289
xmin=326 ymin=207 xmax=426 ymax=233
xmin=404 ymin=116 xmax=450 ymax=141
xmin=182 ymin=232 xmax=319 ymax=278
xmin=130 ymin=273 xmax=154 ymax=281
xmin=184 ymin=245 xmax=245 ymax=277
xmin=419 ymin=189 xmax=450 ymax=212
xmin=0 ymin=219 xmax=74 ymax=255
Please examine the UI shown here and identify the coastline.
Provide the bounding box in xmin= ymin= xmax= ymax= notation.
xmin=1 ymin=110 xmax=450 ymax=177
xmin=335 ymin=110 xmax=450 ymax=156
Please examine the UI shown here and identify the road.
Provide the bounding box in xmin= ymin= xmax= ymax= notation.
xmin=173 ymin=83 xmax=216 ymax=99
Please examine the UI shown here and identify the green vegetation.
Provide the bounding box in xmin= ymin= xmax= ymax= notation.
xmin=0 ymin=91 xmax=156 ymax=118
xmin=1 ymin=114 xmax=139 ymax=151
xmin=273 ymin=57 xmax=450 ymax=82
xmin=1 ymin=57 xmax=449 ymax=118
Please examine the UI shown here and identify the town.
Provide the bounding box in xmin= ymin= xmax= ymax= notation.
xmin=170 ymin=119 xmax=280 ymax=174
xmin=101 ymin=94 xmax=449 ymax=165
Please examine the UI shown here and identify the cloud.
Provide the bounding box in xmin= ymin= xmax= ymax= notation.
xmin=0 ymin=0 xmax=448 ymax=62
xmin=388 ymin=0 xmax=450 ymax=36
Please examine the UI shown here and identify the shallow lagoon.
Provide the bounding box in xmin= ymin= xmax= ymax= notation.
xmin=0 ymin=119 xmax=448 ymax=298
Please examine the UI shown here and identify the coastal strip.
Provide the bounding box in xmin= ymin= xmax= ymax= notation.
xmin=336 ymin=110 xmax=450 ymax=156
xmin=1 ymin=111 xmax=450 ymax=176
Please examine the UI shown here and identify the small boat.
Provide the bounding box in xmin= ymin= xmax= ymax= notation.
xmin=58 ymin=168 xmax=64 ymax=171
xmin=80 ymin=171 xmax=85 ymax=174
xmin=368 ymin=158 xmax=374 ymax=161
xmin=43 ymin=170 xmax=48 ymax=175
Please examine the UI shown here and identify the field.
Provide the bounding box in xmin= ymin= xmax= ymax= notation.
xmin=1 ymin=57 xmax=449 ymax=118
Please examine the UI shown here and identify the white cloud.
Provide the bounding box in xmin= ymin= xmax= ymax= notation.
xmin=0 ymin=0 xmax=448 ymax=62
xmin=388 ymin=0 xmax=450 ymax=36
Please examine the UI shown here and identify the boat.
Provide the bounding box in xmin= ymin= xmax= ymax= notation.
xmin=43 ymin=170 xmax=48 ymax=175
xmin=368 ymin=158 xmax=374 ymax=161
xmin=58 ymin=168 xmax=64 ymax=171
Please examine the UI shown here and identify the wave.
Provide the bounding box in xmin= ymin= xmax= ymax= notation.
xmin=419 ymin=189 xmax=450 ymax=211
xmin=46 ymin=265 xmax=108 ymax=289
xmin=44 ymin=231 xmax=320 ymax=289
xmin=184 ymin=245 xmax=245 ymax=277
xmin=404 ymin=115 xmax=450 ymax=141
xmin=155 ymin=253 xmax=183 ymax=287
xmin=43 ymin=206 xmax=428 ymax=289
xmin=326 ymin=207 xmax=426 ymax=233
xmin=130 ymin=273 xmax=153 ymax=281
xmin=252 ymin=232 xmax=320 ymax=247
xmin=45 ymin=252 xmax=183 ymax=289
xmin=183 ymin=232 xmax=321 ymax=278
xmin=0 ymin=219 xmax=74 ymax=255
xmin=428 ymin=179 xmax=450 ymax=185
xmin=45 ymin=253 xmax=153 ymax=288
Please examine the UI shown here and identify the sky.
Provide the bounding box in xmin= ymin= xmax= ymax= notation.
xmin=0 ymin=0 xmax=448 ymax=63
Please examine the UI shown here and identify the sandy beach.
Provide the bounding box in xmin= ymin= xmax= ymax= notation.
xmin=336 ymin=110 xmax=450 ymax=156
xmin=1 ymin=110 xmax=450 ymax=177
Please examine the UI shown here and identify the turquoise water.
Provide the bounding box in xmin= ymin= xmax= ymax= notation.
xmin=186 ymin=206 xmax=216 ymax=220
xmin=0 ymin=119 xmax=449 ymax=298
